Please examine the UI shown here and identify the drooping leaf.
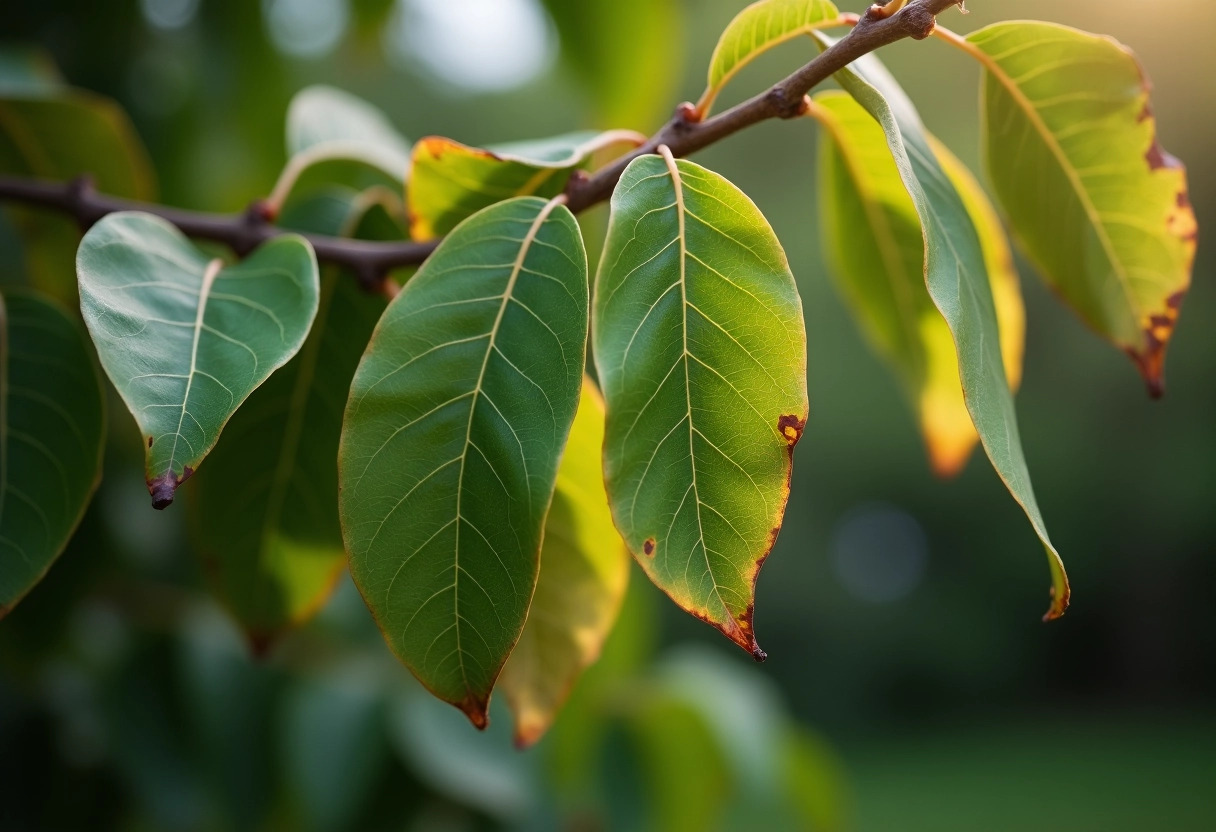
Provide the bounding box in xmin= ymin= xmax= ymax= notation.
xmin=499 ymin=378 xmax=630 ymax=748
xmin=0 ymin=67 xmax=155 ymax=302
xmin=593 ymin=151 xmax=809 ymax=658
xmin=270 ymin=85 xmax=412 ymax=212
xmin=698 ymin=0 xmax=841 ymax=116
xmin=340 ymin=196 xmax=588 ymax=727
xmin=810 ymin=33 xmax=1069 ymax=618
xmin=540 ymin=0 xmax=682 ymax=128
xmin=77 ymin=212 xmax=320 ymax=510
xmin=811 ymin=90 xmax=1024 ymax=476
xmin=0 ymin=289 xmax=105 ymax=618
xmin=190 ymin=190 xmax=394 ymax=645
xmin=955 ymin=22 xmax=1196 ymax=395
xmin=407 ymin=130 xmax=643 ymax=241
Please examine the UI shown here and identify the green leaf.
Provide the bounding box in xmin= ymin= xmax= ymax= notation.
xmin=0 ymin=71 xmax=155 ymax=301
xmin=499 ymin=378 xmax=630 ymax=748
xmin=269 ymin=85 xmax=412 ymax=213
xmin=954 ymin=22 xmax=1195 ymax=395
xmin=77 ymin=212 xmax=320 ymax=509
xmin=698 ymin=0 xmax=841 ymax=116
xmin=340 ymin=196 xmax=588 ymax=727
xmin=0 ymin=289 xmax=105 ymax=618
xmin=811 ymin=90 xmax=1024 ymax=476
xmin=407 ymin=130 xmax=643 ymax=241
xmin=540 ymin=0 xmax=682 ymax=128
xmin=593 ymin=151 xmax=808 ymax=658
xmin=190 ymin=190 xmax=393 ymax=645
xmin=810 ymin=33 xmax=1069 ymax=618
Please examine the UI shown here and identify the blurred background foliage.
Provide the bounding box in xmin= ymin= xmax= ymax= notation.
xmin=1 ymin=0 xmax=1214 ymax=829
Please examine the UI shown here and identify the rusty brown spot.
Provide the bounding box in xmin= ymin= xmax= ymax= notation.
xmin=458 ymin=695 xmax=490 ymax=731
xmin=778 ymin=414 xmax=806 ymax=448
xmin=147 ymin=436 xmax=154 ymax=448
xmin=643 ymin=538 xmax=655 ymax=556
xmin=420 ymin=137 xmax=450 ymax=160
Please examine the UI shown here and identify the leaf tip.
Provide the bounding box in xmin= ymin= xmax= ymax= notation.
xmin=512 ymin=722 xmax=545 ymax=750
xmin=1042 ymin=582 xmax=1071 ymax=622
xmin=458 ymin=695 xmax=491 ymax=731
xmin=147 ymin=465 xmax=194 ymax=510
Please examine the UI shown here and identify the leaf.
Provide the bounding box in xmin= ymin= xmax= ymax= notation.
xmin=190 ymin=189 xmax=392 ymax=645
xmin=77 ymin=212 xmax=320 ymax=509
xmin=407 ymin=130 xmax=643 ymax=241
xmin=269 ymin=85 xmax=412 ymax=213
xmin=499 ymin=378 xmax=630 ymax=748
xmin=954 ymin=22 xmax=1196 ymax=396
xmin=0 ymin=289 xmax=105 ymax=618
xmin=593 ymin=150 xmax=809 ymax=658
xmin=810 ymin=32 xmax=1069 ymax=618
xmin=698 ymin=0 xmax=841 ymax=116
xmin=0 ymin=71 xmax=155 ymax=301
xmin=540 ymin=0 xmax=682 ymax=128
xmin=811 ymin=90 xmax=1024 ymax=476
xmin=340 ymin=196 xmax=588 ymax=727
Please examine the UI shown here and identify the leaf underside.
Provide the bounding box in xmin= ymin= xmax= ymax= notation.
xmin=965 ymin=21 xmax=1195 ymax=395
xmin=499 ymin=378 xmax=630 ymax=748
xmin=593 ymin=153 xmax=809 ymax=658
xmin=340 ymin=196 xmax=588 ymax=727
xmin=812 ymin=33 xmax=1069 ymax=618
xmin=77 ymin=212 xmax=319 ymax=509
xmin=0 ymin=289 xmax=105 ymax=617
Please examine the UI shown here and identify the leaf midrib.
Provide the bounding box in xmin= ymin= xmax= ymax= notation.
xmin=164 ymin=257 xmax=222 ymax=478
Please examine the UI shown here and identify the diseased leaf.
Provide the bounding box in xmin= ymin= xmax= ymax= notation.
xmin=499 ymin=378 xmax=630 ymax=748
xmin=0 ymin=289 xmax=105 ymax=617
xmin=811 ymin=90 xmax=1024 ymax=476
xmin=77 ymin=212 xmax=320 ymax=509
xmin=540 ymin=0 xmax=682 ymax=128
xmin=698 ymin=0 xmax=841 ymax=116
xmin=811 ymin=33 xmax=1069 ymax=618
xmin=340 ymin=196 xmax=588 ymax=727
xmin=191 ymin=189 xmax=394 ymax=646
xmin=0 ymin=71 xmax=155 ymax=302
xmin=407 ymin=130 xmax=643 ymax=241
xmin=270 ymin=85 xmax=412 ymax=212
xmin=593 ymin=151 xmax=809 ymax=658
xmin=956 ymin=22 xmax=1196 ymax=395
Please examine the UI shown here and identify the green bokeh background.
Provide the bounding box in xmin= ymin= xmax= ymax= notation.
xmin=2 ymin=1 xmax=1214 ymax=829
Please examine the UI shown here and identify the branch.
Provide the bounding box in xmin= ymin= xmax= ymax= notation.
xmin=0 ymin=0 xmax=964 ymax=283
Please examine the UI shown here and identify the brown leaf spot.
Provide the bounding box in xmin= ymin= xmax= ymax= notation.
xmin=643 ymin=538 xmax=655 ymax=556
xmin=420 ymin=137 xmax=451 ymax=160
xmin=778 ymin=414 xmax=806 ymax=448
xmin=146 ymin=436 xmax=154 ymax=448
xmin=458 ymin=695 xmax=490 ymax=731
xmin=146 ymin=466 xmax=195 ymax=511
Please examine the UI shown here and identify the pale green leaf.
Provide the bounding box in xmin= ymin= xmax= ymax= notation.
xmin=0 ymin=289 xmax=105 ymax=617
xmin=699 ymin=0 xmax=841 ymax=116
xmin=811 ymin=90 xmax=1024 ymax=476
xmin=77 ymin=212 xmax=320 ymax=509
xmin=190 ymin=189 xmax=394 ymax=644
xmin=340 ymin=196 xmax=588 ymax=726
xmin=499 ymin=378 xmax=630 ymax=748
xmin=956 ymin=22 xmax=1195 ymax=395
xmin=593 ymin=151 xmax=808 ymax=657
xmin=407 ymin=130 xmax=643 ymax=241
xmin=810 ymin=33 xmax=1069 ymax=618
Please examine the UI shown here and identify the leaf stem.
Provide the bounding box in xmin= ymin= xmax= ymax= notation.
xmin=0 ymin=0 xmax=966 ymax=286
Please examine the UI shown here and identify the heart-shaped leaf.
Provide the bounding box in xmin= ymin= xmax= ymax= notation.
xmin=499 ymin=378 xmax=630 ymax=748
xmin=0 ymin=288 xmax=105 ymax=618
xmin=340 ymin=196 xmax=588 ymax=727
xmin=77 ymin=212 xmax=320 ymax=509
xmin=593 ymin=150 xmax=809 ymax=658
xmin=952 ymin=22 xmax=1196 ymax=395
xmin=698 ymin=0 xmax=841 ymax=116
xmin=191 ymin=189 xmax=395 ymax=646
xmin=811 ymin=90 xmax=1024 ymax=476
xmin=407 ymin=130 xmax=643 ymax=241
xmin=811 ymin=33 xmax=1069 ymax=618
xmin=269 ymin=85 xmax=412 ymax=213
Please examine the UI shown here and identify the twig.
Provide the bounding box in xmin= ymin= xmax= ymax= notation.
xmin=0 ymin=0 xmax=965 ymax=284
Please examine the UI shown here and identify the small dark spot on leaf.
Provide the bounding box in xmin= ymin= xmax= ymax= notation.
xmin=643 ymin=538 xmax=655 ymax=556
xmin=146 ymin=436 xmax=154 ymax=448
xmin=778 ymin=414 xmax=806 ymax=447
xmin=752 ymin=646 xmax=768 ymax=663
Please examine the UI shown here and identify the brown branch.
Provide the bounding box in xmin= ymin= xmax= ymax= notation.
xmin=0 ymin=0 xmax=964 ymax=283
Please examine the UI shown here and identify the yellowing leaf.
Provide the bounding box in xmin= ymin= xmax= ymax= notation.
xmin=407 ymin=130 xmax=643 ymax=241
xmin=499 ymin=379 xmax=630 ymax=748
xmin=699 ymin=0 xmax=841 ymax=117
xmin=812 ymin=91 xmax=1024 ymax=476
xmin=950 ymin=22 xmax=1196 ymax=395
